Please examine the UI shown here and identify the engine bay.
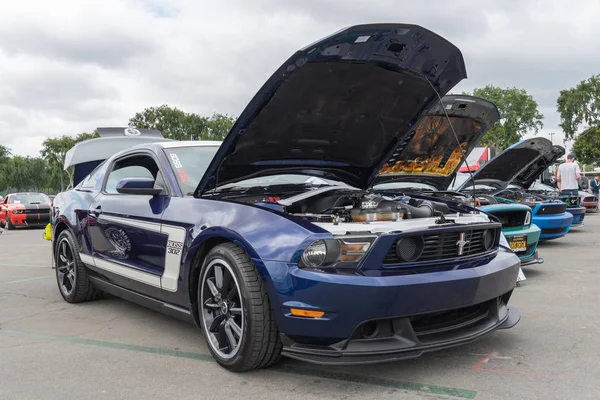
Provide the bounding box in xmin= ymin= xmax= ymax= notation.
xmin=210 ymin=185 xmax=479 ymax=225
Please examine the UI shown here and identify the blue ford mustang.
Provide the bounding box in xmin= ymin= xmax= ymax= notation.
xmin=456 ymin=138 xmax=575 ymax=241
xmin=49 ymin=24 xmax=521 ymax=372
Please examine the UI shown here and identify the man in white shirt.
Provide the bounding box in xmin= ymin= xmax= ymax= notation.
xmin=556 ymin=153 xmax=581 ymax=196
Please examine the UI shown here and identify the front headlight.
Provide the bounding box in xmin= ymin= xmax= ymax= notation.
xmin=299 ymin=236 xmax=376 ymax=269
xmin=12 ymin=209 xmax=23 ymax=214
xmin=498 ymin=232 xmax=510 ymax=249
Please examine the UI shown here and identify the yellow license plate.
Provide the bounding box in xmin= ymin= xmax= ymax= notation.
xmin=509 ymin=237 xmax=527 ymax=252
xmin=43 ymin=224 xmax=52 ymax=241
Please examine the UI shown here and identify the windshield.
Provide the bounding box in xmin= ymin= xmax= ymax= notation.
xmin=447 ymin=173 xmax=470 ymax=190
xmin=163 ymin=145 xmax=220 ymax=195
xmin=372 ymin=182 xmax=437 ymax=191
xmin=216 ymin=174 xmax=350 ymax=190
xmin=8 ymin=193 xmax=50 ymax=205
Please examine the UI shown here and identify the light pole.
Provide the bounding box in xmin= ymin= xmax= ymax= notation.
xmin=548 ymin=132 xmax=555 ymax=145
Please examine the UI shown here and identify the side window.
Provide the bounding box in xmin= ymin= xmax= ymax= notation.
xmin=80 ymin=161 xmax=109 ymax=190
xmin=104 ymin=154 xmax=164 ymax=194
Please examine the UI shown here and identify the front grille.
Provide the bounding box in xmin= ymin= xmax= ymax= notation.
xmin=383 ymin=227 xmax=499 ymax=265
xmin=583 ymin=196 xmax=597 ymax=203
xmin=410 ymin=301 xmax=489 ymax=336
xmin=536 ymin=203 xmax=567 ymax=215
xmin=542 ymin=227 xmax=567 ymax=234
xmin=486 ymin=210 xmax=527 ymax=228
xmin=559 ymin=196 xmax=581 ymax=207
xmin=22 ymin=209 xmax=50 ymax=214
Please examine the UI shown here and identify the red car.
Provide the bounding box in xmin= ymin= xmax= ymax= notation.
xmin=580 ymin=192 xmax=599 ymax=212
xmin=0 ymin=192 xmax=52 ymax=230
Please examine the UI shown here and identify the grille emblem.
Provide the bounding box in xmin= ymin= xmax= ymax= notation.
xmin=456 ymin=232 xmax=470 ymax=256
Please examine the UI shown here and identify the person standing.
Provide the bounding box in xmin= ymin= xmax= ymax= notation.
xmin=556 ymin=153 xmax=581 ymax=196
xmin=591 ymin=174 xmax=600 ymax=197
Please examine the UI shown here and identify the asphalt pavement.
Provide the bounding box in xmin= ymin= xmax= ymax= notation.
xmin=1 ymin=217 xmax=599 ymax=400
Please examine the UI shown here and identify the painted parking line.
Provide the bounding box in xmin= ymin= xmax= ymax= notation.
xmin=0 ymin=276 xmax=51 ymax=285
xmin=0 ymin=329 xmax=477 ymax=399
xmin=0 ymin=263 xmax=50 ymax=269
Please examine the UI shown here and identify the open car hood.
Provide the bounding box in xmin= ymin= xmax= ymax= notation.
xmin=371 ymin=95 xmax=500 ymax=191
xmin=456 ymin=137 xmax=554 ymax=192
xmin=510 ymin=145 xmax=565 ymax=189
xmin=194 ymin=23 xmax=468 ymax=195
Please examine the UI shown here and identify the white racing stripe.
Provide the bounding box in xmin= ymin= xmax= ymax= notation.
xmin=86 ymin=215 xmax=187 ymax=292
xmin=81 ymin=253 xmax=161 ymax=288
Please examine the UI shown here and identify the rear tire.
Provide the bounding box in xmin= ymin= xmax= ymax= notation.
xmin=55 ymin=229 xmax=101 ymax=303
xmin=198 ymin=243 xmax=282 ymax=372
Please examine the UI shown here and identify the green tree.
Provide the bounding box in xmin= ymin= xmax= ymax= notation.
xmin=462 ymin=85 xmax=544 ymax=151
xmin=571 ymin=126 xmax=600 ymax=167
xmin=40 ymin=132 xmax=98 ymax=190
xmin=128 ymin=105 xmax=208 ymax=140
xmin=0 ymin=156 xmax=50 ymax=194
xmin=0 ymin=144 xmax=11 ymax=164
xmin=204 ymin=113 xmax=236 ymax=140
xmin=556 ymin=74 xmax=600 ymax=140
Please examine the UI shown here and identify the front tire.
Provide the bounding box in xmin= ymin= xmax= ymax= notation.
xmin=198 ymin=243 xmax=282 ymax=372
xmin=55 ymin=229 xmax=101 ymax=303
xmin=6 ymin=215 xmax=14 ymax=230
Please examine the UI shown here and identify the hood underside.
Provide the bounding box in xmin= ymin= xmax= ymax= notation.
xmin=457 ymin=137 xmax=555 ymax=192
xmin=194 ymin=24 xmax=468 ymax=195
xmin=511 ymin=145 xmax=566 ymax=189
xmin=372 ymin=95 xmax=500 ymax=191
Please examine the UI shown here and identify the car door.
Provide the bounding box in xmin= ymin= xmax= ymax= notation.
xmin=85 ymin=151 xmax=180 ymax=298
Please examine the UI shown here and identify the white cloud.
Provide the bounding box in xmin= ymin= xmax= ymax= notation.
xmin=0 ymin=0 xmax=598 ymax=156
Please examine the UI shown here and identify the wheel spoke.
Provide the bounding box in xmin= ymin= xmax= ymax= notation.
xmin=224 ymin=320 xmax=238 ymax=350
xmin=206 ymin=278 xmax=219 ymax=298
xmin=203 ymin=299 xmax=220 ymax=309
xmin=229 ymin=319 xmax=242 ymax=338
xmin=66 ymin=271 xmax=75 ymax=288
xmin=214 ymin=265 xmax=224 ymax=290
xmin=59 ymin=254 xmax=68 ymax=263
xmin=230 ymin=307 xmax=242 ymax=316
xmin=61 ymin=241 xmax=67 ymax=258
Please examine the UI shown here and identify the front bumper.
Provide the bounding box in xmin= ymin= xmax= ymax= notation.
xmin=280 ymin=300 xmax=520 ymax=365
xmin=534 ymin=212 xmax=573 ymax=240
xmin=8 ymin=213 xmax=50 ymax=227
xmin=502 ymin=224 xmax=541 ymax=263
xmin=262 ymin=247 xmax=521 ymax=365
xmin=568 ymin=207 xmax=586 ymax=227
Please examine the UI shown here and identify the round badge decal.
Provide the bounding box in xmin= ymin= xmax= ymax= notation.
xmin=124 ymin=127 xmax=141 ymax=136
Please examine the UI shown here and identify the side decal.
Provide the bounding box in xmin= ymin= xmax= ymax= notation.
xmin=94 ymin=215 xmax=187 ymax=292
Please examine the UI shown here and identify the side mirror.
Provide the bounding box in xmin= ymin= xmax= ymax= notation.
xmin=116 ymin=177 xmax=163 ymax=196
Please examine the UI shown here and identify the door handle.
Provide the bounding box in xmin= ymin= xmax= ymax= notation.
xmin=91 ymin=206 xmax=102 ymax=216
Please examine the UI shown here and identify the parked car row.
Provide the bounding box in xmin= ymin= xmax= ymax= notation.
xmin=6 ymin=23 xmax=592 ymax=373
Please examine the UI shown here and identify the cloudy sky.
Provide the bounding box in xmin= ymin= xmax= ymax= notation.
xmin=1 ymin=0 xmax=598 ymax=157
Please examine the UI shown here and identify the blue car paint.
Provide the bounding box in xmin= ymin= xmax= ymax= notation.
xmin=51 ymin=142 xmax=521 ymax=362
xmin=568 ymin=206 xmax=586 ymax=227
xmin=529 ymin=204 xmax=573 ymax=240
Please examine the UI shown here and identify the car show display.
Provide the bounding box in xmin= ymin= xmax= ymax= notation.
xmin=46 ymin=24 xmax=523 ymax=372
xmin=455 ymin=138 xmax=576 ymax=241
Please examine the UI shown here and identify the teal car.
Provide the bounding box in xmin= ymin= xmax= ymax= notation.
xmin=477 ymin=203 xmax=542 ymax=266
